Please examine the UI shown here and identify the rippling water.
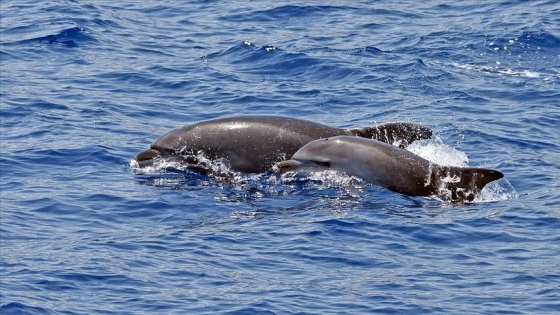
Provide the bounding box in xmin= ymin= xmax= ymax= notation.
xmin=1 ymin=1 xmax=559 ymax=314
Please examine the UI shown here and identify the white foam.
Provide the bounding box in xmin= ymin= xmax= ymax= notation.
xmin=129 ymin=158 xmax=183 ymax=174
xmin=522 ymin=70 xmax=540 ymax=78
xmin=449 ymin=62 xmax=543 ymax=79
xmin=407 ymin=136 xmax=468 ymax=167
xmin=474 ymin=178 xmax=518 ymax=202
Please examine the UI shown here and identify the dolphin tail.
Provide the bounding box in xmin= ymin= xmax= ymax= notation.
xmin=347 ymin=122 xmax=433 ymax=148
xmin=437 ymin=166 xmax=504 ymax=202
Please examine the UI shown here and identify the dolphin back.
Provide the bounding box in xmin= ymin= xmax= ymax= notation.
xmin=347 ymin=122 xmax=433 ymax=148
xmin=436 ymin=166 xmax=504 ymax=202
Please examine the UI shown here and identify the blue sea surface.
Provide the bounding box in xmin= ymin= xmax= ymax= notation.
xmin=1 ymin=1 xmax=559 ymax=314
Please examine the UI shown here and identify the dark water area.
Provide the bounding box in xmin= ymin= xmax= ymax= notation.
xmin=1 ymin=1 xmax=559 ymax=314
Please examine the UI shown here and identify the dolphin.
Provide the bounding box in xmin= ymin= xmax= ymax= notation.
xmin=273 ymin=136 xmax=503 ymax=202
xmin=135 ymin=115 xmax=433 ymax=174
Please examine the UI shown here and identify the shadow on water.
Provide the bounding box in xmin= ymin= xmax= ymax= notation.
xmin=5 ymin=26 xmax=98 ymax=48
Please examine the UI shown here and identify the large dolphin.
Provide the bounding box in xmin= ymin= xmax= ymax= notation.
xmin=273 ymin=136 xmax=503 ymax=202
xmin=135 ymin=115 xmax=433 ymax=174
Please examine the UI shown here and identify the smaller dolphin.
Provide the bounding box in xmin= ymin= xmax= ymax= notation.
xmin=135 ymin=116 xmax=433 ymax=174
xmin=273 ymin=136 xmax=503 ymax=202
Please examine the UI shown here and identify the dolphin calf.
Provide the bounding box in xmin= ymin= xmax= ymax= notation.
xmin=135 ymin=115 xmax=433 ymax=173
xmin=273 ymin=136 xmax=503 ymax=202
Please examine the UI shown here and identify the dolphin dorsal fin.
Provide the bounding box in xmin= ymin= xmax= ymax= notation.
xmin=347 ymin=122 xmax=432 ymax=148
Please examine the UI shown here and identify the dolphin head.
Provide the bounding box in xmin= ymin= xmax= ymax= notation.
xmin=272 ymin=137 xmax=351 ymax=173
xmin=135 ymin=144 xmax=182 ymax=167
xmin=135 ymin=148 xmax=164 ymax=167
xmin=273 ymin=158 xmax=331 ymax=173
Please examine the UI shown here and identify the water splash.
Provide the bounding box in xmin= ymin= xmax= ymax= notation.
xmin=475 ymin=178 xmax=518 ymax=203
xmin=407 ymin=137 xmax=517 ymax=202
xmin=407 ymin=136 xmax=468 ymax=167
xmin=130 ymin=136 xmax=516 ymax=203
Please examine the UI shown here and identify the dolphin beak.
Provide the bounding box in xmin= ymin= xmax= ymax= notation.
xmin=272 ymin=160 xmax=303 ymax=173
xmin=135 ymin=149 xmax=162 ymax=167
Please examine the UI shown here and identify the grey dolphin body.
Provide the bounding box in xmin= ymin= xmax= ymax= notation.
xmin=135 ymin=115 xmax=433 ymax=173
xmin=273 ymin=136 xmax=503 ymax=202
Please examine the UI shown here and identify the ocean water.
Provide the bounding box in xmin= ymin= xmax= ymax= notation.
xmin=1 ymin=1 xmax=559 ymax=314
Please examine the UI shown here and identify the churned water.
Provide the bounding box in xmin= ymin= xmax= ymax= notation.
xmin=1 ymin=1 xmax=559 ymax=314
